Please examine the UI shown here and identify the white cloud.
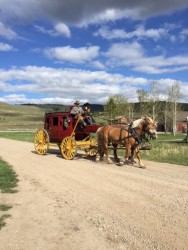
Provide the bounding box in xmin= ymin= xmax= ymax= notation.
xmin=105 ymin=42 xmax=188 ymax=74
xmin=54 ymin=23 xmax=71 ymax=38
xmin=94 ymin=25 xmax=168 ymax=41
xmin=0 ymin=66 xmax=149 ymax=104
xmin=180 ymin=28 xmax=188 ymax=41
xmin=0 ymin=22 xmax=17 ymax=40
xmin=0 ymin=66 xmax=187 ymax=104
xmin=78 ymin=9 xmax=137 ymax=27
xmin=34 ymin=25 xmax=50 ymax=35
xmin=0 ymin=94 xmax=75 ymax=105
xmin=44 ymin=46 xmax=100 ymax=63
xmin=0 ymin=42 xmax=15 ymax=52
xmin=0 ymin=66 xmax=188 ymax=105
xmin=90 ymin=61 xmax=105 ymax=70
xmin=105 ymin=42 xmax=143 ymax=62
xmin=34 ymin=23 xmax=71 ymax=38
xmin=0 ymin=94 xmax=28 ymax=104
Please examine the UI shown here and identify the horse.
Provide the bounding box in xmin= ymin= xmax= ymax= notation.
xmin=96 ymin=116 xmax=157 ymax=168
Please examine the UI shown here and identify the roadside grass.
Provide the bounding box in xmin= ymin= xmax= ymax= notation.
xmin=0 ymin=131 xmax=34 ymax=142
xmin=0 ymin=214 xmax=11 ymax=229
xmin=157 ymin=133 xmax=185 ymax=141
xmin=0 ymin=158 xmax=18 ymax=230
xmin=0 ymin=204 xmax=12 ymax=211
xmin=141 ymin=141 xmax=188 ymax=166
xmin=141 ymin=133 xmax=188 ymax=166
xmin=0 ymin=159 xmax=18 ymax=193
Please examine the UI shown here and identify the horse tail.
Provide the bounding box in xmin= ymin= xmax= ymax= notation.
xmin=97 ymin=126 xmax=105 ymax=156
xmin=96 ymin=127 xmax=102 ymax=134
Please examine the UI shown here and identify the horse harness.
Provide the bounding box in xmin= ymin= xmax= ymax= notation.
xmin=118 ymin=126 xmax=149 ymax=145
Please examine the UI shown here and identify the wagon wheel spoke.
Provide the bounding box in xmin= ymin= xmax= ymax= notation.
xmin=85 ymin=136 xmax=98 ymax=157
xmin=85 ymin=148 xmax=98 ymax=157
xmin=61 ymin=136 xmax=77 ymax=160
xmin=34 ymin=129 xmax=49 ymax=155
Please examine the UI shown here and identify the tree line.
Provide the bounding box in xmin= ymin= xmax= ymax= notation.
xmin=104 ymin=81 xmax=181 ymax=135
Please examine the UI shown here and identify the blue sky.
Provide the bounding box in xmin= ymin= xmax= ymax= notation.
xmin=0 ymin=0 xmax=188 ymax=105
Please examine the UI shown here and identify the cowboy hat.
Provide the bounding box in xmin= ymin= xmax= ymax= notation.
xmin=74 ymin=100 xmax=80 ymax=104
xmin=83 ymin=102 xmax=90 ymax=106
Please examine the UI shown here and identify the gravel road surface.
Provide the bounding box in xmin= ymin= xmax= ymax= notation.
xmin=0 ymin=138 xmax=188 ymax=250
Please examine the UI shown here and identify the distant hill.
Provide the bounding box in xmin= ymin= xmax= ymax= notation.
xmin=0 ymin=102 xmax=45 ymax=130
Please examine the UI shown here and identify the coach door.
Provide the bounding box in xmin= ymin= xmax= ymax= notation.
xmin=48 ymin=115 xmax=60 ymax=141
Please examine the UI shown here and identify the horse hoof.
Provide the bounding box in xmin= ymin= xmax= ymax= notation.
xmin=139 ymin=165 xmax=146 ymax=169
xmin=107 ymin=160 xmax=113 ymax=164
xmin=97 ymin=157 xmax=104 ymax=162
xmin=124 ymin=160 xmax=132 ymax=165
xmin=117 ymin=162 xmax=123 ymax=166
xmin=95 ymin=156 xmax=100 ymax=162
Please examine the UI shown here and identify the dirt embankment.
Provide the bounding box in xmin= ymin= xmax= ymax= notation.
xmin=0 ymin=138 xmax=188 ymax=250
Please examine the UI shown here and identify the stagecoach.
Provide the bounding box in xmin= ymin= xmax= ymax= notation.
xmin=34 ymin=111 xmax=101 ymax=159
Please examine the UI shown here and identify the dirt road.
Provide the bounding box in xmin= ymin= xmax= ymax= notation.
xmin=0 ymin=138 xmax=188 ymax=250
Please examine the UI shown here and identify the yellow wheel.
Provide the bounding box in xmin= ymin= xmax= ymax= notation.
xmin=85 ymin=137 xmax=98 ymax=157
xmin=61 ymin=136 xmax=77 ymax=160
xmin=34 ymin=129 xmax=49 ymax=155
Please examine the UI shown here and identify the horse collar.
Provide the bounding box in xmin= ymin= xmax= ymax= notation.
xmin=131 ymin=128 xmax=142 ymax=143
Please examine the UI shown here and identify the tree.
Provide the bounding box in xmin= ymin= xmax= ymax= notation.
xmin=136 ymin=89 xmax=150 ymax=116
xmin=168 ymin=81 xmax=181 ymax=136
xmin=149 ymin=81 xmax=160 ymax=120
xmin=112 ymin=94 xmax=129 ymax=117
xmin=128 ymin=103 xmax=135 ymax=120
xmin=104 ymin=95 xmax=129 ymax=124
xmin=104 ymin=97 xmax=117 ymax=124
xmin=157 ymin=100 xmax=171 ymax=133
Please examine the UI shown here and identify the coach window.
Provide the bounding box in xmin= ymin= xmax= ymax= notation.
xmin=53 ymin=117 xmax=58 ymax=126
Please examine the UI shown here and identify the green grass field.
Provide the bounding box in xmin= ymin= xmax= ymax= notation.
xmin=0 ymin=131 xmax=35 ymax=142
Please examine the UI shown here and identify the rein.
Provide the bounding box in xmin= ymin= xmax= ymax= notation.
xmin=118 ymin=126 xmax=142 ymax=143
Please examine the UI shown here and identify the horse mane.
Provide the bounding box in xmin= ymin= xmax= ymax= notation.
xmin=132 ymin=119 xmax=143 ymax=128
xmin=132 ymin=117 xmax=157 ymax=129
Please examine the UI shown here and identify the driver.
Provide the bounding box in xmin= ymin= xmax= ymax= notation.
xmin=70 ymin=100 xmax=86 ymax=128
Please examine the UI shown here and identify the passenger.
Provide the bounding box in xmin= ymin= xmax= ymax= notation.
xmin=70 ymin=100 xmax=86 ymax=128
xmin=83 ymin=102 xmax=96 ymax=125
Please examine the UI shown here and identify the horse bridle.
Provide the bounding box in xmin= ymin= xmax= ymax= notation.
xmin=143 ymin=120 xmax=157 ymax=138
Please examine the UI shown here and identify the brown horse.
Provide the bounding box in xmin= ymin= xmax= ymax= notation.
xmin=96 ymin=116 xmax=157 ymax=167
